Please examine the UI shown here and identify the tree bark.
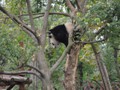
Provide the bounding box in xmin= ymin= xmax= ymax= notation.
xmin=64 ymin=44 xmax=82 ymax=90
xmin=64 ymin=0 xmax=86 ymax=90
xmin=37 ymin=49 xmax=54 ymax=90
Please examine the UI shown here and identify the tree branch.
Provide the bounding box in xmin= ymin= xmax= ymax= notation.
xmin=4 ymin=12 xmax=70 ymax=21
xmin=40 ymin=0 xmax=52 ymax=47
xmin=7 ymin=84 xmax=16 ymax=90
xmin=0 ymin=6 xmax=40 ymax=44
xmin=26 ymin=0 xmax=35 ymax=31
xmin=0 ymin=71 xmax=42 ymax=80
xmin=25 ymin=64 xmax=44 ymax=78
xmin=95 ymin=23 xmax=107 ymax=35
xmin=80 ymin=38 xmax=106 ymax=44
xmin=75 ymin=0 xmax=80 ymax=10
xmin=75 ymin=0 xmax=88 ymax=13
xmin=65 ymin=0 xmax=77 ymax=16
xmin=19 ymin=12 xmax=70 ymax=17
xmin=65 ymin=0 xmax=76 ymax=12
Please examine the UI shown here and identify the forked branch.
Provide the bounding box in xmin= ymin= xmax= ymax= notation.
xmin=65 ymin=0 xmax=77 ymax=16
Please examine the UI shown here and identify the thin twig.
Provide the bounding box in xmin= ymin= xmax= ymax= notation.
xmin=26 ymin=64 xmax=44 ymax=78
xmin=19 ymin=12 xmax=70 ymax=17
xmin=80 ymin=38 xmax=106 ymax=44
xmin=26 ymin=0 xmax=35 ymax=31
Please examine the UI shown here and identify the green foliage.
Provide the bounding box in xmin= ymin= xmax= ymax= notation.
xmin=107 ymin=21 xmax=120 ymax=47
xmin=33 ymin=0 xmax=47 ymax=12
xmin=79 ymin=45 xmax=101 ymax=81
xmin=75 ymin=1 xmax=120 ymax=86
xmin=5 ymin=0 xmax=26 ymax=14
xmin=0 ymin=20 xmax=36 ymax=71
xmin=101 ymin=45 xmax=119 ymax=81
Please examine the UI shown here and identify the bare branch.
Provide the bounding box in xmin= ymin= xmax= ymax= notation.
xmin=25 ymin=64 xmax=44 ymax=78
xmin=3 ymin=12 xmax=70 ymax=21
xmin=65 ymin=0 xmax=76 ymax=12
xmin=0 ymin=71 xmax=42 ymax=80
xmin=65 ymin=0 xmax=77 ymax=15
xmin=24 ymin=12 xmax=70 ymax=21
xmin=75 ymin=0 xmax=88 ymax=14
xmin=26 ymin=0 xmax=35 ymax=31
xmin=7 ymin=84 xmax=16 ymax=90
xmin=75 ymin=0 xmax=80 ymax=9
xmin=19 ymin=12 xmax=70 ymax=17
xmin=41 ymin=0 xmax=52 ymax=47
xmin=80 ymin=38 xmax=106 ymax=44
xmin=0 ymin=6 xmax=40 ymax=44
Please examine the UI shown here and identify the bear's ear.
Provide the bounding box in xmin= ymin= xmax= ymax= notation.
xmin=47 ymin=30 xmax=52 ymax=38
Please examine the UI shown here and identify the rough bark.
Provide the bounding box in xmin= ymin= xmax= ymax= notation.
xmin=37 ymin=49 xmax=53 ymax=90
xmin=63 ymin=0 xmax=85 ymax=90
xmin=64 ymin=44 xmax=82 ymax=90
xmin=91 ymin=44 xmax=112 ymax=90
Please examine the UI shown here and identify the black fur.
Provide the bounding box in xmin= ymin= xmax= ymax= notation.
xmin=49 ymin=24 xmax=69 ymax=46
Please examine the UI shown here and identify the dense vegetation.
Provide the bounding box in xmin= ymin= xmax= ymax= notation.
xmin=0 ymin=0 xmax=120 ymax=90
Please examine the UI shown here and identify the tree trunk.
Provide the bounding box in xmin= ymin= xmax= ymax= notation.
xmin=36 ymin=0 xmax=53 ymax=89
xmin=91 ymin=44 xmax=112 ymax=90
xmin=37 ymin=49 xmax=54 ymax=90
xmin=64 ymin=44 xmax=82 ymax=90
